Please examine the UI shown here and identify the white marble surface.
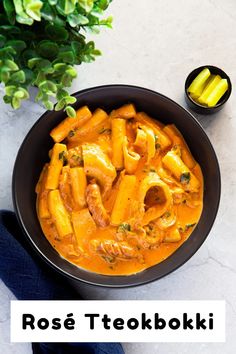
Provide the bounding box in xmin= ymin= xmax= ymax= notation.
xmin=0 ymin=0 xmax=236 ymax=352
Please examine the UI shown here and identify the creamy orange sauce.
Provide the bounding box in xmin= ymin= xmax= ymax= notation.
xmin=36 ymin=104 xmax=203 ymax=276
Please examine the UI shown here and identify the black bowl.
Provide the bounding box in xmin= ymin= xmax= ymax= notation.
xmin=12 ymin=85 xmax=221 ymax=287
xmin=185 ymin=65 xmax=232 ymax=114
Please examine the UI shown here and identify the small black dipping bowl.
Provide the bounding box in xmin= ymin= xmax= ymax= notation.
xmin=13 ymin=85 xmax=221 ymax=287
xmin=185 ymin=65 xmax=232 ymax=114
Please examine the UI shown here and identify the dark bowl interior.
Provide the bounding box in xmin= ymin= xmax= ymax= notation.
xmin=185 ymin=65 xmax=232 ymax=115
xmin=13 ymin=85 xmax=221 ymax=287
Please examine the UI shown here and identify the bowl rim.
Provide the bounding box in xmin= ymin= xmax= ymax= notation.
xmin=12 ymin=84 xmax=221 ymax=288
xmin=184 ymin=65 xmax=232 ymax=111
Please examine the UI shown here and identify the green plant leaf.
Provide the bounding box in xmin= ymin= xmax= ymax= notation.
xmin=14 ymin=90 xmax=24 ymax=98
xmin=3 ymin=0 xmax=15 ymax=24
xmin=0 ymin=25 xmax=21 ymax=35
xmin=0 ymin=35 xmax=6 ymax=47
xmin=65 ymin=95 xmax=76 ymax=104
xmin=56 ymin=0 xmax=76 ymax=15
xmin=22 ymin=49 xmax=37 ymax=63
xmin=28 ymin=57 xmax=42 ymax=69
xmin=55 ymin=98 xmax=65 ymax=110
xmin=12 ymin=95 xmax=21 ymax=108
xmin=0 ymin=65 xmax=11 ymax=73
xmin=22 ymin=68 xmax=34 ymax=84
xmin=23 ymin=0 xmax=43 ymax=21
xmin=5 ymin=40 xmax=26 ymax=54
xmin=85 ymin=25 xmax=100 ymax=34
xmin=100 ymin=15 xmax=113 ymax=28
xmin=0 ymin=69 xmax=10 ymax=83
xmin=67 ymin=13 xmax=89 ymax=27
xmin=53 ymin=63 xmax=68 ymax=72
xmin=39 ymin=80 xmax=57 ymax=95
xmin=37 ymin=59 xmax=53 ymax=73
xmin=3 ymin=95 xmax=12 ymax=104
xmin=5 ymin=85 xmax=17 ymax=96
xmin=57 ymin=88 xmax=68 ymax=99
xmin=65 ymin=66 xmax=77 ymax=78
xmin=14 ymin=87 xmax=29 ymax=99
xmin=45 ymin=24 xmax=69 ymax=41
xmin=65 ymin=105 xmax=76 ymax=117
xmin=16 ymin=13 xmax=33 ymax=25
xmin=61 ymin=72 xmax=73 ymax=86
xmin=4 ymin=59 xmax=19 ymax=71
xmin=58 ymin=50 xmax=75 ymax=64
xmin=34 ymin=71 xmax=46 ymax=86
xmin=0 ymin=46 xmax=16 ymax=60
xmin=10 ymin=70 xmax=26 ymax=83
xmin=71 ymin=40 xmax=84 ymax=55
xmin=41 ymin=3 xmax=56 ymax=21
xmin=16 ymin=87 xmax=29 ymax=99
xmin=37 ymin=41 xmax=59 ymax=59
xmin=48 ymin=0 xmax=58 ymax=5
xmin=78 ymin=0 xmax=94 ymax=13
xmin=43 ymin=99 xmax=54 ymax=110
xmin=35 ymin=90 xmax=43 ymax=102
xmin=13 ymin=0 xmax=33 ymax=25
xmin=96 ymin=0 xmax=111 ymax=11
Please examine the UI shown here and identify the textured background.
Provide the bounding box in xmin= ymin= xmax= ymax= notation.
xmin=0 ymin=0 xmax=236 ymax=353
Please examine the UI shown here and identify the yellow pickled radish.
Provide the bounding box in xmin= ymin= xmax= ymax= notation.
xmin=189 ymin=75 xmax=212 ymax=99
xmin=189 ymin=84 xmax=204 ymax=99
xmin=198 ymin=75 xmax=221 ymax=105
xmin=187 ymin=68 xmax=211 ymax=95
xmin=206 ymin=79 xmax=228 ymax=107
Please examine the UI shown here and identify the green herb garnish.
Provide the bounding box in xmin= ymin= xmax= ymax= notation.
xmin=59 ymin=150 xmax=67 ymax=165
xmin=180 ymin=172 xmax=191 ymax=184
xmin=71 ymin=154 xmax=83 ymax=166
xmin=154 ymin=135 xmax=161 ymax=149
xmin=59 ymin=151 xmax=65 ymax=160
xmin=98 ymin=127 xmax=111 ymax=134
xmin=72 ymin=154 xmax=80 ymax=161
xmin=179 ymin=223 xmax=196 ymax=233
xmin=68 ymin=130 xmax=75 ymax=138
xmin=102 ymin=255 xmax=115 ymax=264
xmin=185 ymin=223 xmax=196 ymax=230
xmin=118 ymin=223 xmax=131 ymax=232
